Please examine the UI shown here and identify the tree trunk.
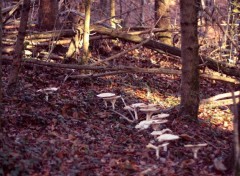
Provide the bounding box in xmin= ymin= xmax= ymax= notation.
xmin=179 ymin=0 xmax=200 ymax=120
xmin=6 ymin=0 xmax=30 ymax=96
xmin=82 ymin=0 xmax=91 ymax=64
xmin=38 ymin=0 xmax=59 ymax=31
xmin=110 ymin=0 xmax=116 ymax=28
xmin=140 ymin=0 xmax=145 ymax=26
xmin=100 ymin=0 xmax=108 ymax=17
xmin=232 ymin=95 xmax=240 ymax=175
xmin=155 ymin=0 xmax=172 ymax=45
xmin=0 ymin=0 xmax=3 ymax=124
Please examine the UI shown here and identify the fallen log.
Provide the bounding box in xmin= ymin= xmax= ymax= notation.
xmin=91 ymin=25 xmax=240 ymax=78
xmin=2 ymin=57 xmax=238 ymax=84
xmin=201 ymin=91 xmax=240 ymax=104
xmin=4 ymin=24 xmax=240 ymax=78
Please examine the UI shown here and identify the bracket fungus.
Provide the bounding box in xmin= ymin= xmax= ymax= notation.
xmin=97 ymin=93 xmax=120 ymax=110
xmin=146 ymin=143 xmax=170 ymax=159
xmin=184 ymin=143 xmax=208 ymax=159
xmin=156 ymin=134 xmax=180 ymax=143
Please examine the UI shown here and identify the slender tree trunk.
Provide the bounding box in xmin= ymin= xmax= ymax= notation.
xmin=38 ymin=0 xmax=59 ymax=31
xmin=82 ymin=0 xmax=91 ymax=64
xmin=110 ymin=0 xmax=116 ymax=28
xmin=140 ymin=0 xmax=145 ymax=26
xmin=234 ymin=96 xmax=240 ymax=175
xmin=155 ymin=0 xmax=172 ymax=45
xmin=100 ymin=0 xmax=108 ymax=16
xmin=0 ymin=0 xmax=3 ymax=123
xmin=6 ymin=0 xmax=31 ymax=96
xmin=179 ymin=0 xmax=200 ymax=120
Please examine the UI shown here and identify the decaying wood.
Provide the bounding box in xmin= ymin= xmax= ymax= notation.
xmin=3 ymin=0 xmax=22 ymax=24
xmin=4 ymin=58 xmax=236 ymax=84
xmin=91 ymin=24 xmax=240 ymax=78
xmin=3 ymin=21 xmax=240 ymax=78
xmin=90 ymin=37 xmax=151 ymax=66
xmin=201 ymin=97 xmax=240 ymax=107
xmin=201 ymin=91 xmax=240 ymax=103
xmin=200 ymin=90 xmax=240 ymax=106
xmin=25 ymin=29 xmax=74 ymax=39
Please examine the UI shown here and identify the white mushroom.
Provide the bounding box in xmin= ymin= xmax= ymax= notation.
xmin=151 ymin=119 xmax=168 ymax=130
xmin=139 ymin=104 xmax=157 ymax=109
xmin=161 ymin=143 xmax=170 ymax=152
xmin=97 ymin=93 xmax=116 ymax=98
xmin=37 ymin=87 xmax=59 ymax=101
xmin=146 ymin=143 xmax=170 ymax=159
xmin=156 ymin=134 xmax=180 ymax=143
xmin=184 ymin=143 xmax=208 ymax=159
xmin=124 ymin=103 xmax=145 ymax=120
xmin=135 ymin=120 xmax=153 ymax=130
xmin=140 ymin=107 xmax=160 ymax=121
xmin=151 ymin=128 xmax=172 ymax=136
xmin=102 ymin=96 xmax=121 ymax=110
xmin=152 ymin=113 xmax=170 ymax=120
xmin=96 ymin=93 xmax=120 ymax=110
xmin=135 ymin=119 xmax=168 ymax=130
xmin=131 ymin=103 xmax=146 ymax=120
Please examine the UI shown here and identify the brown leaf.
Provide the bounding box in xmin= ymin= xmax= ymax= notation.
xmin=180 ymin=134 xmax=193 ymax=141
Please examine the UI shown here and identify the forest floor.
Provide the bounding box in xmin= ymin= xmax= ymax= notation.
xmin=0 ymin=42 xmax=235 ymax=176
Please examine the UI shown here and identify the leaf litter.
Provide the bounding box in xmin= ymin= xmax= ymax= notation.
xmin=0 ymin=48 xmax=234 ymax=176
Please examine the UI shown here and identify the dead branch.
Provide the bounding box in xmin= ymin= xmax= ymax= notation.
xmin=91 ymin=24 xmax=240 ymax=78
xmin=201 ymin=97 xmax=240 ymax=107
xmin=90 ymin=37 xmax=151 ymax=66
xmin=9 ymin=58 xmax=238 ymax=84
xmin=201 ymin=91 xmax=240 ymax=104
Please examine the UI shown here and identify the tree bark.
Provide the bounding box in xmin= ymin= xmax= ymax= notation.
xmin=6 ymin=0 xmax=30 ymax=96
xmin=82 ymin=0 xmax=91 ymax=64
xmin=155 ymin=0 xmax=172 ymax=45
xmin=38 ymin=0 xmax=59 ymax=31
xmin=233 ymin=95 xmax=240 ymax=175
xmin=0 ymin=0 xmax=3 ymax=125
xmin=110 ymin=0 xmax=116 ymax=28
xmin=179 ymin=0 xmax=200 ymax=119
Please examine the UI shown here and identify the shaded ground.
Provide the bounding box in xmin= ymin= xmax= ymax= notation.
xmin=0 ymin=45 xmax=234 ymax=175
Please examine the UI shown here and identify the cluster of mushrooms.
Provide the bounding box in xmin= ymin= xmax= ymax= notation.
xmin=97 ymin=92 xmax=208 ymax=160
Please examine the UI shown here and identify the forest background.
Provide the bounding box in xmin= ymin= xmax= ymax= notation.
xmin=1 ymin=0 xmax=240 ymax=175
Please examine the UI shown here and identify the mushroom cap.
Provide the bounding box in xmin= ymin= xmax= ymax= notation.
xmin=151 ymin=119 xmax=168 ymax=124
xmin=152 ymin=114 xmax=169 ymax=119
xmin=37 ymin=87 xmax=59 ymax=93
xmin=123 ymin=105 xmax=134 ymax=110
xmin=157 ymin=134 xmax=180 ymax=142
xmin=139 ymin=104 xmax=158 ymax=109
xmin=184 ymin=143 xmax=208 ymax=148
xmin=140 ymin=107 xmax=160 ymax=112
xmin=160 ymin=142 xmax=170 ymax=147
xmin=135 ymin=120 xmax=153 ymax=129
xmin=97 ymin=93 xmax=116 ymax=98
xmin=130 ymin=103 xmax=146 ymax=108
xmin=102 ymin=95 xmax=121 ymax=100
xmin=151 ymin=128 xmax=172 ymax=136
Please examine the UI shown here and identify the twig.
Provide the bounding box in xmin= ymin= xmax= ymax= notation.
xmin=89 ymin=37 xmax=151 ymax=66
xmin=110 ymin=109 xmax=134 ymax=123
xmin=120 ymin=96 xmax=135 ymax=120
